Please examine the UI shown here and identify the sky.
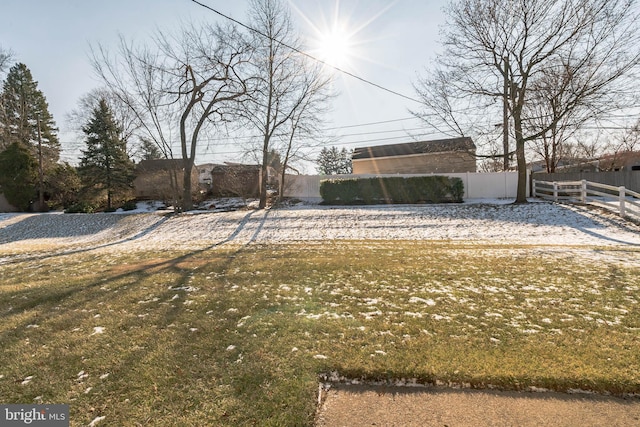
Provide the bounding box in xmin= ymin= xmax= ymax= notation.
xmin=1 ymin=0 xmax=449 ymax=171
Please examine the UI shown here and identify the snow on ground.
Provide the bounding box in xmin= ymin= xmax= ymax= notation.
xmin=0 ymin=200 xmax=639 ymax=260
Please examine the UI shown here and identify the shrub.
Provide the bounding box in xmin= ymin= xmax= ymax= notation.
xmin=64 ymin=201 xmax=95 ymax=214
xmin=319 ymin=180 xmax=339 ymax=203
xmin=358 ymin=178 xmax=378 ymax=204
xmin=337 ymin=179 xmax=359 ymax=203
xmin=0 ymin=143 xmax=38 ymax=211
xmin=121 ymin=200 xmax=138 ymax=211
xmin=449 ymin=178 xmax=465 ymax=202
xmin=319 ymin=176 xmax=465 ymax=205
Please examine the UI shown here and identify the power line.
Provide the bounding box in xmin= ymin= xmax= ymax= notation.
xmin=323 ymin=116 xmax=421 ymax=130
xmin=59 ymin=116 xmax=430 ymax=146
xmin=188 ymin=0 xmax=423 ymax=104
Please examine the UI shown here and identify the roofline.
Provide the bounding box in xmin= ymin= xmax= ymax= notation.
xmin=352 ymin=137 xmax=476 ymax=160
xmin=352 ymin=148 xmax=476 ymax=163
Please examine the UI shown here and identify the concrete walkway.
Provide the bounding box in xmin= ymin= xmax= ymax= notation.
xmin=315 ymin=385 xmax=640 ymax=427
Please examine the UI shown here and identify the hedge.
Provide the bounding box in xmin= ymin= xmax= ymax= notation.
xmin=320 ymin=176 xmax=464 ymax=205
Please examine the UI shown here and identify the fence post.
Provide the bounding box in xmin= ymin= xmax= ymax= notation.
xmin=532 ymin=180 xmax=537 ymax=198
xmin=553 ymin=182 xmax=558 ymax=202
xmin=619 ymin=186 xmax=626 ymax=217
xmin=581 ymin=180 xmax=587 ymax=204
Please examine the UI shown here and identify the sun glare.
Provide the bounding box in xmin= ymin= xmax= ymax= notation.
xmin=291 ymin=1 xmax=398 ymax=73
xmin=315 ymin=26 xmax=354 ymax=69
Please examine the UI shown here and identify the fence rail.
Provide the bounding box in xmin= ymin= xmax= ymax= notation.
xmin=533 ymin=179 xmax=640 ymax=219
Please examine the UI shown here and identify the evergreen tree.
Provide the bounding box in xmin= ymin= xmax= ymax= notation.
xmin=0 ymin=142 xmax=38 ymax=210
xmin=79 ymin=99 xmax=134 ymax=210
xmin=139 ymin=137 xmax=163 ymax=161
xmin=47 ymin=163 xmax=81 ymax=209
xmin=316 ymin=146 xmax=352 ymax=175
xmin=0 ymin=63 xmax=59 ymax=164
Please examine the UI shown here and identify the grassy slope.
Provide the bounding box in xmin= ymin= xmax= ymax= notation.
xmin=0 ymin=241 xmax=639 ymax=426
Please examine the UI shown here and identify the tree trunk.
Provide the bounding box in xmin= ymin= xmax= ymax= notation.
xmin=259 ymin=143 xmax=269 ymax=209
xmin=514 ymin=114 xmax=528 ymax=203
xmin=515 ymin=138 xmax=528 ymax=203
xmin=502 ymin=56 xmax=510 ymax=171
xmin=182 ymin=157 xmax=194 ymax=211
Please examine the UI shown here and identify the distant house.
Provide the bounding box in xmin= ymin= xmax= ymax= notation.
xmin=134 ymin=159 xmax=199 ymax=200
xmin=530 ymin=151 xmax=640 ymax=173
xmin=210 ymin=163 xmax=278 ymax=198
xmin=352 ymin=137 xmax=477 ymax=175
xmin=211 ymin=163 xmax=261 ymax=198
xmin=597 ymin=151 xmax=640 ymax=172
xmin=197 ymin=163 xmax=216 ymax=190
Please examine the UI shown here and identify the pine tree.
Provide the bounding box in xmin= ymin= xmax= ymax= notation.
xmin=79 ymin=99 xmax=134 ymax=210
xmin=0 ymin=63 xmax=59 ymax=164
xmin=139 ymin=137 xmax=163 ymax=161
xmin=317 ymin=146 xmax=352 ymax=175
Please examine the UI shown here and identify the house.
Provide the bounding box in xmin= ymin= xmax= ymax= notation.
xmin=529 ymin=158 xmax=599 ymax=173
xmin=211 ymin=163 xmax=261 ymax=198
xmin=597 ymin=151 xmax=640 ymax=171
xmin=210 ymin=163 xmax=278 ymax=198
xmin=134 ymin=159 xmax=199 ymax=200
xmin=197 ymin=163 xmax=216 ymax=190
xmin=530 ymin=151 xmax=640 ymax=173
xmin=351 ymin=137 xmax=477 ymax=175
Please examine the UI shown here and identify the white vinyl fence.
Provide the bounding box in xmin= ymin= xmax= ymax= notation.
xmin=283 ymin=172 xmax=528 ymax=202
xmin=533 ymin=179 xmax=640 ymax=220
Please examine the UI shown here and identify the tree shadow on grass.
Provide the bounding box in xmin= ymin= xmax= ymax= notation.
xmin=0 ymin=208 xmax=303 ymax=425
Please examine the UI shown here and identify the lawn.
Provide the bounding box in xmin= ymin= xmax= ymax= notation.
xmin=0 ymin=241 xmax=639 ymax=426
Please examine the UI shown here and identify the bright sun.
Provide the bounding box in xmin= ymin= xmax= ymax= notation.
xmin=292 ymin=0 xmax=394 ymax=72
xmin=315 ymin=27 xmax=354 ymax=69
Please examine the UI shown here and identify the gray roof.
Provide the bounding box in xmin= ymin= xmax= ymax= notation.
xmin=352 ymin=137 xmax=476 ymax=160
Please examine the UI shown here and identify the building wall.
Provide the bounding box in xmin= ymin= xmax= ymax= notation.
xmin=211 ymin=168 xmax=260 ymax=198
xmin=352 ymin=152 xmax=476 ymax=175
xmin=134 ymin=168 xmax=199 ymax=200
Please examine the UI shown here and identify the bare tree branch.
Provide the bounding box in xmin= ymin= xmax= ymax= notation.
xmin=414 ymin=0 xmax=640 ymax=202
xmin=91 ymin=22 xmax=254 ymax=210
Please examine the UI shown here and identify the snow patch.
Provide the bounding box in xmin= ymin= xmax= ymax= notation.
xmin=409 ymin=297 xmax=436 ymax=306
xmin=4 ymin=202 xmax=639 ymax=259
xmin=88 ymin=416 xmax=106 ymax=427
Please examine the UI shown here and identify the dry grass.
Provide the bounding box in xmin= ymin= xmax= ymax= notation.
xmin=0 ymin=241 xmax=639 ymax=425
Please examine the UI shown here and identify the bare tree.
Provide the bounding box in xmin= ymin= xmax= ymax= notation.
xmin=92 ymin=22 xmax=253 ymax=210
xmin=0 ymin=46 xmax=13 ymax=74
xmin=276 ymin=62 xmax=333 ymax=201
xmin=597 ymin=119 xmax=640 ymax=170
xmin=67 ymin=87 xmax=142 ymax=159
xmin=243 ymin=0 xmax=333 ymax=209
xmin=414 ymin=0 xmax=640 ymax=202
xmin=617 ymin=119 xmax=640 ymax=153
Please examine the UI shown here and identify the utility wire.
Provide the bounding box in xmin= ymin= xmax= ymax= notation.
xmin=323 ymin=116 xmax=420 ymax=130
xmin=188 ymin=0 xmax=423 ymax=104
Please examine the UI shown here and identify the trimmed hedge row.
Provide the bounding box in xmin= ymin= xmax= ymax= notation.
xmin=320 ymin=176 xmax=464 ymax=204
